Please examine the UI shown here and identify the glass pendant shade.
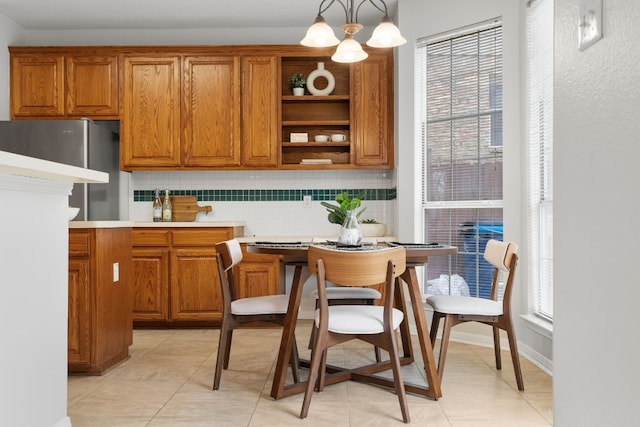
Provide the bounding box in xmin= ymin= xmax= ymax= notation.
xmin=331 ymin=36 xmax=368 ymax=63
xmin=300 ymin=15 xmax=340 ymax=47
xmin=366 ymin=18 xmax=407 ymax=48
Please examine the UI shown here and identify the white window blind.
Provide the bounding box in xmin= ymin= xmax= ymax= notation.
xmin=417 ymin=20 xmax=504 ymax=299
xmin=526 ymin=0 xmax=554 ymax=320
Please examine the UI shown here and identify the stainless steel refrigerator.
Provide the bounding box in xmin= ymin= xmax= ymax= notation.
xmin=0 ymin=118 xmax=126 ymax=221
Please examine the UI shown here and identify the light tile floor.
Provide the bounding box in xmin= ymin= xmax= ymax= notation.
xmin=68 ymin=321 xmax=552 ymax=426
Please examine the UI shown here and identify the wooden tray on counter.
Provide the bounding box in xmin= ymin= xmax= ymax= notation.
xmin=163 ymin=195 xmax=212 ymax=222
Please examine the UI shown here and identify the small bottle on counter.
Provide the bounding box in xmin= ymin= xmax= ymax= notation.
xmin=152 ymin=188 xmax=162 ymax=222
xmin=162 ymin=188 xmax=172 ymax=222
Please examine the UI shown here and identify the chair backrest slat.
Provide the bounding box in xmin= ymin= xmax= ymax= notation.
xmin=307 ymin=246 xmax=406 ymax=286
xmin=484 ymin=240 xmax=517 ymax=272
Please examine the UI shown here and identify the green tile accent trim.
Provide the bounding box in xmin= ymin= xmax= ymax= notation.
xmin=134 ymin=188 xmax=397 ymax=202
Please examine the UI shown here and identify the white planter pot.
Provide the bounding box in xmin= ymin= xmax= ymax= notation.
xmin=292 ymin=87 xmax=305 ymax=96
xmin=360 ymin=223 xmax=387 ymax=237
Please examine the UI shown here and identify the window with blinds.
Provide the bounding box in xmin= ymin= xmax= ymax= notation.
xmin=526 ymin=0 xmax=554 ymax=320
xmin=416 ymin=20 xmax=503 ymax=298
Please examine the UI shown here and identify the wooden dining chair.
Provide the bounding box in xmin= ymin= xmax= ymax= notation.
xmin=308 ymin=286 xmax=383 ymax=362
xmin=301 ymin=245 xmax=410 ymax=423
xmin=426 ymin=239 xmax=524 ymax=390
xmin=213 ymin=238 xmax=300 ymax=390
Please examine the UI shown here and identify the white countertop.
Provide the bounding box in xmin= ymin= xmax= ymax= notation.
xmin=134 ymin=221 xmax=246 ymax=228
xmin=69 ymin=221 xmax=135 ymax=229
xmin=0 ymin=150 xmax=108 ymax=183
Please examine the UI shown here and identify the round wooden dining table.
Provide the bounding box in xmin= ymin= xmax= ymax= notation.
xmin=248 ymin=242 xmax=457 ymax=401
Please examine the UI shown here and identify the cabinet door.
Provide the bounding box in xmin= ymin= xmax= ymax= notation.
xmin=235 ymin=252 xmax=281 ymax=299
xmin=183 ymin=56 xmax=241 ymax=167
xmin=171 ymin=247 xmax=223 ymax=321
xmin=351 ymin=52 xmax=394 ymax=168
xmin=121 ymin=56 xmax=181 ymax=168
xmin=10 ymin=53 xmax=65 ymax=117
xmin=241 ymin=56 xmax=279 ymax=167
xmin=131 ymin=247 xmax=169 ymax=321
xmin=66 ymin=55 xmax=119 ymax=116
xmin=68 ymin=258 xmax=90 ymax=365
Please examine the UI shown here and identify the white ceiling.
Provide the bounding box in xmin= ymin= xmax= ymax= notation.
xmin=0 ymin=0 xmax=398 ymax=31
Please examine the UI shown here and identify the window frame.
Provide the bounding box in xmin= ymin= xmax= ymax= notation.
xmin=416 ymin=19 xmax=504 ymax=298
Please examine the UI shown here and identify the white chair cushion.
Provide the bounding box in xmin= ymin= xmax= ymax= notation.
xmin=231 ymin=294 xmax=289 ymax=315
xmin=426 ymin=295 xmax=503 ymax=316
xmin=310 ymin=287 xmax=382 ymax=300
xmin=314 ymin=305 xmax=404 ymax=334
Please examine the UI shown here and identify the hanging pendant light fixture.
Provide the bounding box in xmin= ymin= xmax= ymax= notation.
xmin=331 ymin=23 xmax=368 ymax=63
xmin=300 ymin=0 xmax=406 ymax=63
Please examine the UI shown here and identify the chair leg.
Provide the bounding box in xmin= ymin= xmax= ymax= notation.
xmin=300 ymin=332 xmax=325 ymax=419
xmin=307 ymin=323 xmax=317 ymax=350
xmin=290 ymin=335 xmax=301 ymax=384
xmin=429 ymin=311 xmax=442 ymax=347
xmin=493 ymin=325 xmax=502 ymax=370
xmin=213 ymin=326 xmax=230 ymax=390
xmin=223 ymin=329 xmax=233 ymax=369
xmin=436 ymin=314 xmax=454 ymax=380
xmin=504 ymin=323 xmax=525 ymax=391
xmin=317 ymin=349 xmax=328 ymax=392
xmin=388 ymin=329 xmax=410 ymax=423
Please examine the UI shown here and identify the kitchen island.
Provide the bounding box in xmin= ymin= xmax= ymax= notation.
xmin=0 ymin=151 xmax=107 ymax=427
xmin=68 ymin=221 xmax=134 ymax=374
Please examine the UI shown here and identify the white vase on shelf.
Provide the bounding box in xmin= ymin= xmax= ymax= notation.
xmin=292 ymin=87 xmax=305 ymax=96
xmin=306 ymin=62 xmax=335 ymax=96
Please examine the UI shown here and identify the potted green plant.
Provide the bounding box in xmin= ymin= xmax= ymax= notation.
xmin=320 ymin=190 xmax=367 ymax=225
xmin=288 ymin=73 xmax=306 ymax=96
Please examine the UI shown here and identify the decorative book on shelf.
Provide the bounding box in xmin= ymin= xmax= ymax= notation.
xmin=300 ymin=159 xmax=332 ymax=164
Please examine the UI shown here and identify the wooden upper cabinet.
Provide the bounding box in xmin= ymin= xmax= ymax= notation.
xmin=183 ymin=56 xmax=242 ymax=167
xmin=121 ymin=55 xmax=182 ymax=169
xmin=66 ymin=55 xmax=119 ymax=116
xmin=10 ymin=51 xmax=119 ymax=119
xmin=10 ymin=53 xmax=65 ymax=117
xmin=351 ymin=51 xmax=394 ymax=168
xmin=241 ymin=56 xmax=279 ymax=167
xmin=9 ymin=45 xmax=393 ymax=170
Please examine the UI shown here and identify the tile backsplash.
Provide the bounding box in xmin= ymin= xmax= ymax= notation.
xmin=130 ymin=170 xmax=397 ymax=237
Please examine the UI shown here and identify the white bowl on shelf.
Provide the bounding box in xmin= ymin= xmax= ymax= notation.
xmin=68 ymin=207 xmax=80 ymax=220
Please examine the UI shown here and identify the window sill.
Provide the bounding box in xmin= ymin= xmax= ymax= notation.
xmin=520 ymin=313 xmax=553 ymax=339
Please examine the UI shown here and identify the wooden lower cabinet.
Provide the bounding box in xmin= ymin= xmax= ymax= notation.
xmin=131 ymin=247 xmax=169 ymax=321
xmin=235 ymin=247 xmax=281 ymax=298
xmin=68 ymin=227 xmax=133 ymax=374
xmin=170 ymin=247 xmax=222 ymax=321
xmin=131 ymin=227 xmax=278 ymax=326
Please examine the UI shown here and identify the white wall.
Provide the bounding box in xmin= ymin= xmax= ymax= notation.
xmin=0 ymin=174 xmax=72 ymax=427
xmin=0 ymin=14 xmax=24 ymax=120
xmin=554 ymin=0 xmax=640 ymax=425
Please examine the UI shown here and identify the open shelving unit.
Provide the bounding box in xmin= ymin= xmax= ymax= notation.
xmin=280 ymin=57 xmax=352 ymax=167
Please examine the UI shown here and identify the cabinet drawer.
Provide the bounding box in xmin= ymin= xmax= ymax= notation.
xmin=172 ymin=229 xmax=233 ymax=246
xmin=69 ymin=231 xmax=91 ymax=256
xmin=132 ymin=229 xmax=171 ymax=246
